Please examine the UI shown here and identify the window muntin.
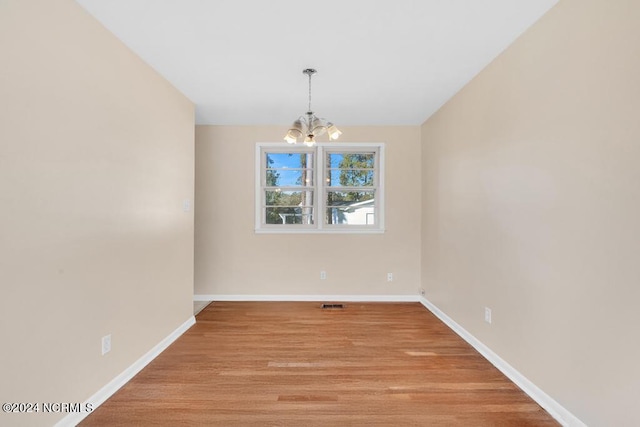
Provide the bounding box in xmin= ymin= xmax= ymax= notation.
xmin=256 ymin=143 xmax=384 ymax=233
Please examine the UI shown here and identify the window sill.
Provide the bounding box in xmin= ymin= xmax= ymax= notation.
xmin=255 ymin=228 xmax=385 ymax=235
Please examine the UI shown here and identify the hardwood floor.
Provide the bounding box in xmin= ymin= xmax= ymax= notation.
xmin=81 ymin=302 xmax=558 ymax=426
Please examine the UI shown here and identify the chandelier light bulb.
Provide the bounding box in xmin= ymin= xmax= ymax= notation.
xmin=327 ymin=123 xmax=342 ymax=140
xmin=284 ymin=129 xmax=301 ymax=144
xmin=304 ymin=135 xmax=315 ymax=147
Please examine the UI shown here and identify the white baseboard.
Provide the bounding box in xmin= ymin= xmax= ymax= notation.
xmin=418 ymin=297 xmax=586 ymax=427
xmin=194 ymin=294 xmax=421 ymax=302
xmin=55 ymin=315 xmax=196 ymax=427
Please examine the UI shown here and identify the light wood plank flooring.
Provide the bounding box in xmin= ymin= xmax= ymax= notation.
xmin=82 ymin=302 xmax=558 ymax=426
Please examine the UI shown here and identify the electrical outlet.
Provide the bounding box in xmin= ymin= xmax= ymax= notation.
xmin=484 ymin=307 xmax=492 ymax=324
xmin=419 ymin=288 xmax=425 ymax=296
xmin=387 ymin=273 xmax=393 ymax=282
xmin=320 ymin=271 xmax=326 ymax=280
xmin=102 ymin=334 xmax=111 ymax=355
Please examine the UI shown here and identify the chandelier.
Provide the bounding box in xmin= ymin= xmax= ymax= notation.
xmin=284 ymin=68 xmax=342 ymax=147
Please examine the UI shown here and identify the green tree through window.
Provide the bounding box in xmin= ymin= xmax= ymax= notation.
xmin=338 ymin=153 xmax=374 ymax=202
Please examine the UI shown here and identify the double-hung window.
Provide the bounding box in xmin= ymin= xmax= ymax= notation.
xmin=256 ymin=143 xmax=384 ymax=233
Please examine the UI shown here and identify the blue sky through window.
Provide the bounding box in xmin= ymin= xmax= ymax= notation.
xmin=267 ymin=152 xmax=374 ymax=186
xmin=266 ymin=152 xmax=322 ymax=187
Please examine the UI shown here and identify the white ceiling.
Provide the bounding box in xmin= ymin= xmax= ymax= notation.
xmin=76 ymin=0 xmax=558 ymax=126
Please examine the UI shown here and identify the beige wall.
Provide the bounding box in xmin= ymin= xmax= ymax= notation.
xmin=0 ymin=1 xmax=194 ymax=426
xmin=3 ymin=0 xmax=635 ymax=425
xmin=195 ymin=126 xmax=421 ymax=296
xmin=421 ymin=0 xmax=640 ymax=425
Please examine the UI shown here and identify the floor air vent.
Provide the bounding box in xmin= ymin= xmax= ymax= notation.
xmin=321 ymin=303 xmax=345 ymax=309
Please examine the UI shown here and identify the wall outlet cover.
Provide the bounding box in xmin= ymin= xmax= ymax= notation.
xmin=484 ymin=307 xmax=492 ymax=324
xmin=102 ymin=334 xmax=112 ymax=355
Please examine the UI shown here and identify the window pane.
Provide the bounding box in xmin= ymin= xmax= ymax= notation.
xmin=326 ymin=152 xmax=374 ymax=169
xmin=265 ymin=207 xmax=314 ymax=225
xmin=326 ymin=169 xmax=374 ymax=187
xmin=266 ymin=152 xmax=314 ymax=169
xmin=326 ymin=191 xmax=375 ymax=205
xmin=266 ymin=169 xmax=313 ymax=187
xmin=265 ymin=190 xmax=313 ymax=206
xmin=325 ymin=191 xmax=375 ymax=225
xmin=326 ymin=207 xmax=375 ymax=225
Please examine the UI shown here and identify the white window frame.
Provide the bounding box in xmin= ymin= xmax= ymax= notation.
xmin=255 ymin=142 xmax=385 ymax=234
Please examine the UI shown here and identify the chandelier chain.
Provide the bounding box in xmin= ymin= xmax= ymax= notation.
xmin=308 ymin=72 xmax=312 ymax=113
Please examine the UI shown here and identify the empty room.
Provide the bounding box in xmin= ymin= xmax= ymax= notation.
xmin=1 ymin=0 xmax=638 ymax=426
